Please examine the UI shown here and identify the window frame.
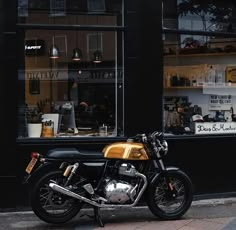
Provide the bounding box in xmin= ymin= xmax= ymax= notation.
xmin=162 ymin=0 xmax=236 ymax=137
xmin=16 ymin=0 xmax=125 ymax=140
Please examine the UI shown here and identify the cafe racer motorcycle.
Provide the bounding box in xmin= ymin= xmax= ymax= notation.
xmin=24 ymin=131 xmax=193 ymax=227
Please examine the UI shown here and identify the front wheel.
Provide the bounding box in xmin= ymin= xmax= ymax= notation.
xmin=30 ymin=170 xmax=84 ymax=224
xmin=147 ymin=169 xmax=193 ymax=220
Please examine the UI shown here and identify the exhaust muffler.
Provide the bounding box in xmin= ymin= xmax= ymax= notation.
xmin=49 ymin=182 xmax=102 ymax=207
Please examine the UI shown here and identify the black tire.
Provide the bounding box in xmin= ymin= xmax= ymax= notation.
xmin=147 ymin=169 xmax=193 ymax=220
xmin=30 ymin=170 xmax=83 ymax=224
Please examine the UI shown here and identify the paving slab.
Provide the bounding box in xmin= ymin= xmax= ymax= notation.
xmin=1 ymin=197 xmax=236 ymax=230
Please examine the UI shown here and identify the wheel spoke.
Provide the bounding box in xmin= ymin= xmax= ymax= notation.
xmin=154 ymin=176 xmax=187 ymax=213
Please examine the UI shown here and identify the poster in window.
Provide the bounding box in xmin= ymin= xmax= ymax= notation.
xmin=209 ymin=95 xmax=232 ymax=110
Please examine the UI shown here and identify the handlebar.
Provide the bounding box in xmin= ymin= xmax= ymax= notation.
xmin=148 ymin=131 xmax=163 ymax=142
xmin=128 ymin=131 xmax=168 ymax=155
xmin=129 ymin=131 xmax=163 ymax=143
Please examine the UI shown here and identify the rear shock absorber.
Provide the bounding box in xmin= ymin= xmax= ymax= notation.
xmin=63 ymin=163 xmax=79 ymax=186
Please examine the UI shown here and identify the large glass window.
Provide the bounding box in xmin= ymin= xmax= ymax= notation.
xmin=17 ymin=0 xmax=123 ymax=26
xmin=163 ymin=0 xmax=236 ymax=136
xmin=163 ymin=0 xmax=236 ymax=32
xmin=17 ymin=0 xmax=124 ymax=139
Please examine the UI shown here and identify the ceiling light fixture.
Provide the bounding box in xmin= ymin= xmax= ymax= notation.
xmin=49 ymin=16 xmax=59 ymax=59
xmin=72 ymin=15 xmax=82 ymax=61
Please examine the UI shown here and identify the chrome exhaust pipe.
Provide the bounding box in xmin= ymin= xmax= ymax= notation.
xmin=49 ymin=183 xmax=101 ymax=207
xmin=49 ymin=172 xmax=147 ymax=209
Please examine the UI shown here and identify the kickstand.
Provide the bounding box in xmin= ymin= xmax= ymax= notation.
xmin=80 ymin=207 xmax=104 ymax=227
xmin=94 ymin=207 xmax=104 ymax=227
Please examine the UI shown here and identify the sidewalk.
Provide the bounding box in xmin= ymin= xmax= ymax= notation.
xmin=1 ymin=197 xmax=236 ymax=229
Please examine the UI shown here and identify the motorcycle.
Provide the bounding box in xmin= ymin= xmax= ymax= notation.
xmin=24 ymin=131 xmax=193 ymax=227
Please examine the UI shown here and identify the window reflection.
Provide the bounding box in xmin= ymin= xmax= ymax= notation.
xmin=17 ymin=0 xmax=123 ymax=26
xmin=18 ymin=28 xmax=124 ymax=138
xmin=163 ymin=0 xmax=236 ymax=33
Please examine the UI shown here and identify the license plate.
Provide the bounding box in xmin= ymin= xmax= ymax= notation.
xmin=25 ymin=158 xmax=38 ymax=174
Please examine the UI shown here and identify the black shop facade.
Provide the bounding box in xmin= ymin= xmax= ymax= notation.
xmin=1 ymin=0 xmax=236 ymax=209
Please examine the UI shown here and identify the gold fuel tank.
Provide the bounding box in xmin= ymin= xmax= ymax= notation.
xmin=102 ymin=142 xmax=149 ymax=160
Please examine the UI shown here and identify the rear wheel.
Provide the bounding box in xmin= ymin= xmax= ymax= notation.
xmin=147 ymin=169 xmax=193 ymax=220
xmin=30 ymin=170 xmax=84 ymax=224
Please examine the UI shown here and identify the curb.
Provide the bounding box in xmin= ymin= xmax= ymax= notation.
xmin=192 ymin=197 xmax=236 ymax=207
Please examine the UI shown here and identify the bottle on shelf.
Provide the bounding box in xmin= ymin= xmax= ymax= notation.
xmin=166 ymin=72 xmax=171 ymax=87
xmin=191 ymin=75 xmax=197 ymax=86
xmin=207 ymin=65 xmax=216 ymax=85
xmin=215 ymin=65 xmax=225 ymax=84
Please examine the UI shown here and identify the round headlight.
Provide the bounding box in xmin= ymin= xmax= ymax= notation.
xmin=161 ymin=140 xmax=168 ymax=155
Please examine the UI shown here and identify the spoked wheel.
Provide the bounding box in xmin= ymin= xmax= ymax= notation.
xmin=147 ymin=169 xmax=193 ymax=220
xmin=30 ymin=170 xmax=84 ymax=224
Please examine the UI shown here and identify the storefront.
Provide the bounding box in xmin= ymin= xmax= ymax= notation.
xmin=1 ymin=0 xmax=236 ymax=209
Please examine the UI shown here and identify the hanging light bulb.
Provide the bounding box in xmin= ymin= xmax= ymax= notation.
xmin=93 ymin=50 xmax=102 ymax=63
xmin=93 ymin=28 xmax=102 ymax=63
xmin=72 ymin=48 xmax=82 ymax=61
xmin=72 ymin=15 xmax=82 ymax=61
xmin=49 ymin=16 xmax=59 ymax=59
xmin=49 ymin=44 xmax=59 ymax=59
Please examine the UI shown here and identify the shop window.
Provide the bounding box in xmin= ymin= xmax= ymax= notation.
xmin=18 ymin=0 xmax=123 ymax=26
xmin=163 ymin=32 xmax=236 ymax=136
xmin=87 ymin=0 xmax=105 ymax=12
xmin=162 ymin=0 xmax=236 ymax=136
xmin=87 ymin=33 xmax=103 ymax=60
xmin=17 ymin=29 xmax=124 ymax=139
xmin=162 ymin=0 xmax=236 ymax=33
xmin=17 ymin=1 xmax=124 ymax=139
xmin=18 ymin=0 xmax=28 ymax=17
xmin=50 ymin=0 xmax=65 ymax=16
xmin=53 ymin=35 xmax=68 ymax=57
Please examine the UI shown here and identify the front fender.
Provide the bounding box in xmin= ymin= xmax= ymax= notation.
xmin=149 ymin=166 xmax=180 ymax=186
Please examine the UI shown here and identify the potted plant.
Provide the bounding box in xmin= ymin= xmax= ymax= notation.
xmin=26 ymin=106 xmax=43 ymax=138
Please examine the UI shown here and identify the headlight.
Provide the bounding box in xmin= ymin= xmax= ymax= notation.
xmin=161 ymin=140 xmax=168 ymax=155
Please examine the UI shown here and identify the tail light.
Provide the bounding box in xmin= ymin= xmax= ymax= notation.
xmin=31 ymin=152 xmax=40 ymax=159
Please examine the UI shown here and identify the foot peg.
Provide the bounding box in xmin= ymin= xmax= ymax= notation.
xmin=92 ymin=195 xmax=107 ymax=203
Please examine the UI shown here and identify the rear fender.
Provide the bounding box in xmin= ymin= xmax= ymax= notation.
xmin=23 ymin=161 xmax=62 ymax=185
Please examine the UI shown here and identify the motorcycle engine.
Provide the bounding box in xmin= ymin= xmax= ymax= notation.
xmin=104 ymin=163 xmax=138 ymax=204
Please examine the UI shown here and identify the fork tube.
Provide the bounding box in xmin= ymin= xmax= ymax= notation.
xmin=151 ymin=142 xmax=165 ymax=171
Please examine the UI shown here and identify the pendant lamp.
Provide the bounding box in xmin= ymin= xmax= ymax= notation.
xmin=49 ymin=44 xmax=59 ymax=59
xmin=72 ymin=15 xmax=82 ymax=61
xmin=72 ymin=47 xmax=82 ymax=61
xmin=93 ymin=50 xmax=102 ymax=63
xmin=49 ymin=17 xmax=59 ymax=59
xmin=93 ymin=31 xmax=102 ymax=63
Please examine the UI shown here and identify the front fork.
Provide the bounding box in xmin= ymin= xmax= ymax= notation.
xmin=152 ymin=144 xmax=176 ymax=199
xmin=153 ymin=160 xmax=176 ymax=198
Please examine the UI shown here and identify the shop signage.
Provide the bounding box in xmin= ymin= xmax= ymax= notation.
xmin=69 ymin=69 xmax=123 ymax=83
xmin=26 ymin=69 xmax=68 ymax=81
xmin=25 ymin=40 xmax=45 ymax=56
xmin=195 ymin=122 xmax=236 ymax=135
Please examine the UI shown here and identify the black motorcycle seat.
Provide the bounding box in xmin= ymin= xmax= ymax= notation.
xmin=47 ymin=148 xmax=104 ymax=159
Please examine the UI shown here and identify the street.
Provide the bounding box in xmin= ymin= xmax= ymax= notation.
xmin=1 ymin=197 xmax=236 ymax=230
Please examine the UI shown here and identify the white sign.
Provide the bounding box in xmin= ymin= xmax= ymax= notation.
xmin=209 ymin=95 xmax=232 ymax=110
xmin=195 ymin=122 xmax=236 ymax=135
xmin=25 ymin=45 xmax=42 ymax=50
